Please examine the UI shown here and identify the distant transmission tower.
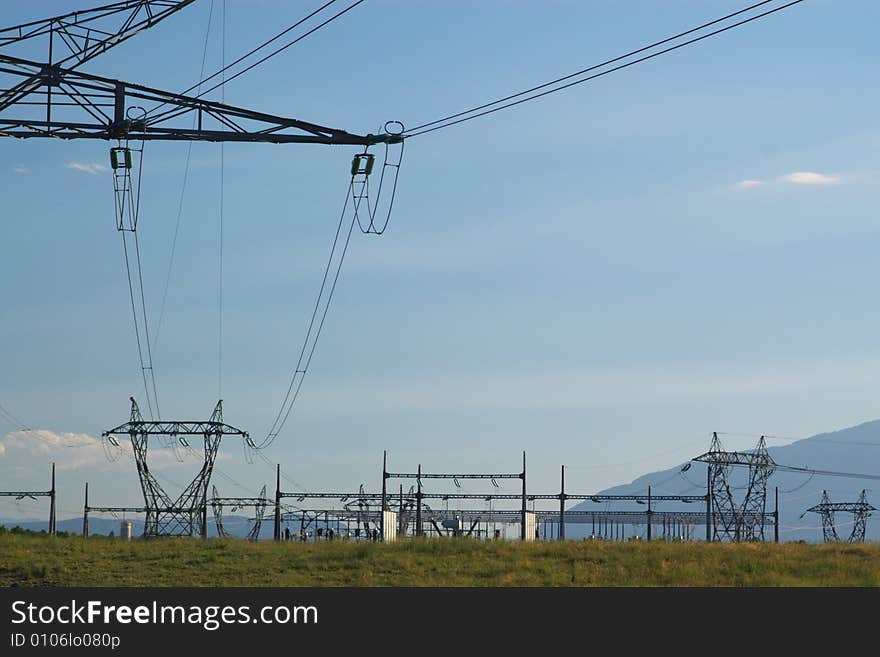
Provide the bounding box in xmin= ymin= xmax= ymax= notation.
xmin=804 ymin=490 xmax=875 ymax=543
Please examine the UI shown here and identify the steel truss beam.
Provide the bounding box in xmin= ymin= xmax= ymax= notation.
xmin=102 ymin=397 xmax=248 ymax=538
xmin=0 ymin=53 xmax=399 ymax=145
xmin=0 ymin=1 xmax=196 ymax=69
xmin=280 ymin=490 xmax=705 ymax=503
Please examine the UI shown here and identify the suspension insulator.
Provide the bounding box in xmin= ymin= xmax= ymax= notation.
xmin=351 ymin=153 xmax=375 ymax=176
xmin=110 ymin=147 xmax=132 ymax=170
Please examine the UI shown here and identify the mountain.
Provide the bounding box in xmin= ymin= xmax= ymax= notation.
xmin=571 ymin=420 xmax=880 ymax=542
xmin=0 ymin=514 xmax=269 ymax=539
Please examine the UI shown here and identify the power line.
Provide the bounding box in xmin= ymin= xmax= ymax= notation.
xmin=404 ymin=0 xmax=806 ymax=138
xmin=173 ymin=0 xmax=341 ymax=100
xmin=145 ymin=0 xmax=367 ymax=124
xmin=257 ymin=177 xmax=363 ymax=450
xmin=0 ymin=401 xmax=30 ymax=431
xmin=777 ymin=464 xmax=880 ymax=482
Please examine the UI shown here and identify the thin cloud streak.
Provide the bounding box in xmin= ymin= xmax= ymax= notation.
xmin=64 ymin=162 xmax=108 ymax=176
xmin=735 ymin=170 xmax=842 ymax=189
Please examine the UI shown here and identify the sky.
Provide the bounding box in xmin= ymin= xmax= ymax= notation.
xmin=1 ymin=0 xmax=879 ymax=521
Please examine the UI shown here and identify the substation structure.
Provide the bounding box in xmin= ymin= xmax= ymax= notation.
xmin=101 ymin=398 xmax=249 ymax=538
xmin=0 ymin=462 xmax=57 ymax=535
xmin=804 ymin=490 xmax=875 ymax=543
xmin=271 ymin=454 xmax=779 ymax=543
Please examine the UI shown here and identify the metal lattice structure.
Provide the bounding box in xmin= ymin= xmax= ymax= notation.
xmin=210 ymin=485 xmax=269 ymax=541
xmin=804 ymin=490 xmax=875 ymax=543
xmin=0 ymin=1 xmax=399 ymax=145
xmin=693 ymin=433 xmax=776 ymax=542
xmin=102 ymin=397 xmax=248 ymax=538
xmin=0 ymin=1 xmax=197 ymax=69
xmin=0 ymin=463 xmax=57 ymax=535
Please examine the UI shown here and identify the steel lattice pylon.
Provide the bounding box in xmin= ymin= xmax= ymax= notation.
xmin=804 ymin=490 xmax=875 ymax=543
xmin=103 ymin=397 xmax=249 ymax=538
xmin=693 ymin=433 xmax=776 ymax=542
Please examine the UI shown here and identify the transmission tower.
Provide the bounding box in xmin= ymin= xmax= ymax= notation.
xmin=804 ymin=490 xmax=875 ymax=543
xmin=103 ymin=397 xmax=249 ymax=537
xmin=693 ymin=432 xmax=776 ymax=542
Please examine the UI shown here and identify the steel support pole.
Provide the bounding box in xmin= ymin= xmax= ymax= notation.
xmin=380 ymin=450 xmax=387 ymax=542
xmin=774 ymin=486 xmax=779 ymax=544
xmin=520 ymin=451 xmax=527 ymax=541
xmin=416 ymin=463 xmax=422 ymax=537
xmin=398 ymin=484 xmax=404 ymax=536
xmin=559 ymin=465 xmax=566 ymax=541
xmin=49 ymin=462 xmax=56 ymax=536
xmin=706 ymin=466 xmax=712 ymax=542
xmin=646 ymin=485 xmax=652 ymax=541
xmin=83 ymin=482 xmax=89 ymax=539
xmin=273 ymin=464 xmax=281 ymax=542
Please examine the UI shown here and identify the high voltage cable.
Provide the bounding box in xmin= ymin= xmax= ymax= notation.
xmin=776 ymin=464 xmax=880 ymax=482
xmin=256 ymin=179 xmax=362 ymax=450
xmin=0 ymin=401 xmax=30 ymax=431
xmin=173 ymin=0 xmax=341 ymax=100
xmin=146 ymin=0 xmax=366 ymax=124
xmin=403 ymin=0 xmax=806 ymax=138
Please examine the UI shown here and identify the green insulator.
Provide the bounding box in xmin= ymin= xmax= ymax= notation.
xmin=110 ymin=147 xmax=132 ymax=170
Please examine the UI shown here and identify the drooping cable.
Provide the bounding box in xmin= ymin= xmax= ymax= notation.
xmin=256 ymin=175 xmax=364 ymax=450
xmin=352 ymin=126 xmax=405 ymax=235
xmin=404 ymin=0 xmax=806 ymax=138
xmin=0 ymin=401 xmax=30 ymax=431
xmin=113 ymin=118 xmax=160 ymax=420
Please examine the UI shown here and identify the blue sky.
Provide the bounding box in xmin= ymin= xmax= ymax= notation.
xmin=1 ymin=0 xmax=879 ymax=519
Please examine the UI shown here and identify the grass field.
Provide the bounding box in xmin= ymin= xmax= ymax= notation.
xmin=1 ymin=534 xmax=878 ymax=586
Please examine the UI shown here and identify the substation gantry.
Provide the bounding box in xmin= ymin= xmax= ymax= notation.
xmin=0 ymin=463 xmax=57 ymax=535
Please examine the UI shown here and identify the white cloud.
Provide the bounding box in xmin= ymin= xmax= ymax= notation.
xmin=781 ymin=171 xmax=840 ymax=185
xmin=735 ymin=170 xmax=842 ymax=189
xmin=65 ymin=162 xmax=108 ymax=175
xmin=13 ymin=164 xmax=28 ymax=174
xmin=0 ymin=429 xmax=200 ymax=471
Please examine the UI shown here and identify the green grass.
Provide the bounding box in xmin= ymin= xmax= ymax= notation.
xmin=1 ymin=534 xmax=878 ymax=586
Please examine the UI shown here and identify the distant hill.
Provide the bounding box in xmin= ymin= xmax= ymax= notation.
xmin=0 ymin=514 xmax=270 ymax=540
xmin=571 ymin=420 xmax=880 ymax=542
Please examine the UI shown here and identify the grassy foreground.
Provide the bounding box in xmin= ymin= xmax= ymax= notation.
xmin=1 ymin=534 xmax=879 ymax=586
